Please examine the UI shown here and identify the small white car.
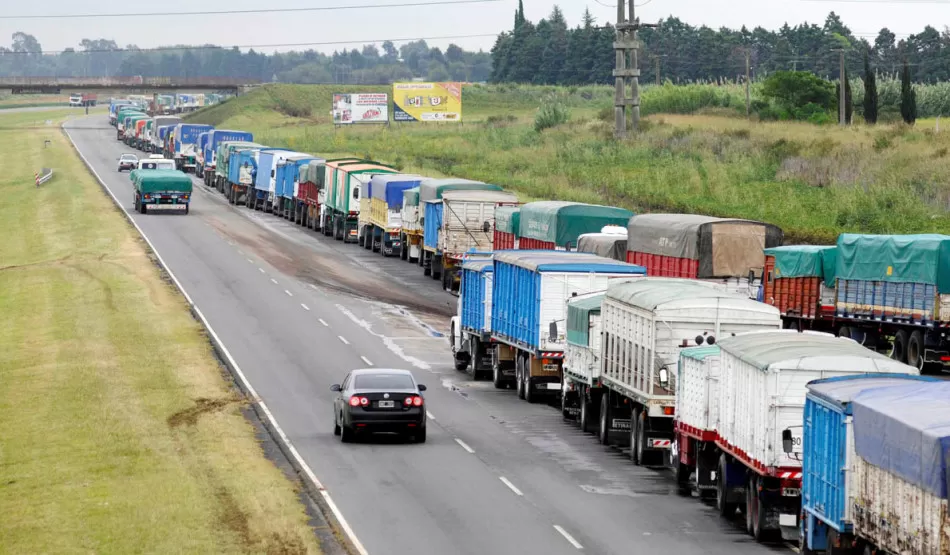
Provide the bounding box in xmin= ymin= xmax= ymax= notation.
xmin=117 ymin=154 xmax=138 ymax=172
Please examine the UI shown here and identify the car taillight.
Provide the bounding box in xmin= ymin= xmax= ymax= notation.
xmin=404 ymin=396 xmax=423 ymax=407
xmin=349 ymin=396 xmax=368 ymax=407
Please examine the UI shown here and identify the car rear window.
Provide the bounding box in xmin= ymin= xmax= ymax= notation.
xmin=353 ymin=373 xmax=414 ymax=390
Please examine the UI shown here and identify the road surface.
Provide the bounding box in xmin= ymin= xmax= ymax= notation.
xmin=65 ymin=114 xmax=788 ymax=555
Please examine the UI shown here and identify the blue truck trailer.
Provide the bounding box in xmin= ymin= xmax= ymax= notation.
xmin=171 ymin=123 xmax=213 ymax=172
xmin=227 ymin=146 xmax=270 ymax=206
xmin=195 ymin=131 xmax=212 ymax=178
xmin=275 ymin=154 xmax=319 ymax=221
xmin=489 ymin=251 xmax=645 ymax=397
xmin=450 ymin=253 xmax=495 ymax=379
xmin=799 ymin=374 xmax=940 ymax=555
xmin=254 ymin=150 xmax=295 ymax=212
xmin=203 ymin=130 xmax=254 ymax=187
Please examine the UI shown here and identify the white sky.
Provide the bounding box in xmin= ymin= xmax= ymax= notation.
xmin=0 ymin=0 xmax=941 ymax=54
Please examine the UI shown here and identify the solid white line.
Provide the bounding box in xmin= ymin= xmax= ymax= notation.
xmin=454 ymin=438 xmax=475 ymax=454
xmin=426 ymin=411 xmax=435 ymax=420
xmin=285 ymin=289 xmax=293 ymax=297
xmin=338 ymin=335 xmax=350 ymax=345
xmin=319 ymin=318 xmax=328 ymax=327
xmin=270 ymin=278 xmax=278 ymax=284
xmin=301 ymin=303 xmax=310 ymax=311
xmin=553 ymin=525 xmax=584 ymax=550
xmin=499 ymin=477 xmax=523 ymax=496
xmin=63 ymin=123 xmax=370 ymax=555
xmin=258 ymin=267 xmax=265 ymax=273
xmin=360 ymin=355 xmax=373 ymax=366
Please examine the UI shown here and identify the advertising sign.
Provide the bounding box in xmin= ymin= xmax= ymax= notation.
xmin=332 ymin=93 xmax=389 ymax=124
xmin=392 ymin=82 xmax=462 ymax=122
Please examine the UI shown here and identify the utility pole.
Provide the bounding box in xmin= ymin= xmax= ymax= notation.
xmin=613 ymin=0 xmax=656 ymax=138
xmin=655 ymin=56 xmax=661 ymax=86
xmin=835 ymin=49 xmax=846 ymax=126
xmin=745 ymin=50 xmax=751 ymax=118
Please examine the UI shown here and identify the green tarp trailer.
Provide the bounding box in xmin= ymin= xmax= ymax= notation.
xmin=764 ymin=245 xmax=837 ymax=289
xmin=518 ymin=201 xmax=634 ymax=250
xmin=763 ymin=244 xmax=837 ymax=319
xmin=132 ymin=170 xmax=192 ymax=214
xmin=494 ymin=205 xmax=521 ymax=250
xmin=417 ymin=178 xmax=502 ymax=203
xmin=566 ymin=293 xmax=604 ymax=346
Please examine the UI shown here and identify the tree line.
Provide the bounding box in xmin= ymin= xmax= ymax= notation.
xmin=490 ymin=3 xmax=950 ymax=86
xmin=0 ymin=33 xmax=492 ymax=84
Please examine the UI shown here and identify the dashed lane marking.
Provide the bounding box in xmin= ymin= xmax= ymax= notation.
xmin=360 ymin=356 xmax=373 ymax=366
xmin=499 ymin=477 xmax=523 ymax=496
xmin=454 ymin=438 xmax=475 ymax=454
xmin=338 ymin=335 xmax=350 ymax=345
xmin=553 ymin=525 xmax=583 ymax=550
xmin=301 ymin=303 xmax=310 ymax=311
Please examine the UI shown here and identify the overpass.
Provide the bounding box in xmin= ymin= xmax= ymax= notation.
xmin=0 ymin=76 xmax=260 ymax=94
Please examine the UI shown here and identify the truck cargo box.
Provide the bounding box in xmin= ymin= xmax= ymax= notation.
xmin=460 ymin=258 xmax=494 ymax=335
xmin=763 ymin=245 xmax=836 ymax=319
xmin=276 ymin=154 xmax=317 ymax=199
xmin=851 ymin=381 xmax=950 ymax=555
xmin=519 ymin=201 xmax=633 ymax=251
xmin=601 ymin=279 xmax=780 ymax=416
xmin=205 ymin=130 xmax=254 ymax=170
xmin=626 ymin=213 xmax=783 ymax=280
xmin=676 ymin=346 xmax=722 ymax=440
xmin=402 ymin=187 xmax=422 ymax=233
xmin=173 ymin=123 xmax=213 ymax=156
xmin=577 ymin=227 xmax=628 ymax=261
xmin=327 ymin=162 xmax=396 ymax=215
xmin=228 ymin=147 xmax=263 ymax=186
xmin=424 ymin=190 xmax=518 ymax=254
xmin=836 ymin=233 xmax=950 ymax=324
xmin=133 ymin=170 xmax=193 ymax=194
xmin=801 ymin=374 xmax=934 ymax=551
xmin=297 ymin=160 xmax=329 ymax=206
xmin=491 ymin=251 xmax=645 ymax=354
xmin=564 ymin=292 xmax=605 ymax=387
xmin=254 ymin=150 xmax=294 ymax=193
xmin=717 ymin=331 xmax=918 ymax=476
xmin=494 ymin=206 xmax=520 ymax=250
xmin=370 ymin=174 xmax=422 ymax=231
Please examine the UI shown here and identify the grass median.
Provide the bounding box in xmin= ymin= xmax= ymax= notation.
xmin=0 ymin=111 xmax=322 ymax=552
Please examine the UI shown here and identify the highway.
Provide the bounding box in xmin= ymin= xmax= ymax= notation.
xmin=65 ymin=114 xmax=786 ymax=555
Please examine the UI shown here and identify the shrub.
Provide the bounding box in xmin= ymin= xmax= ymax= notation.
xmin=534 ymin=97 xmax=570 ymax=132
xmin=761 ymin=71 xmax=835 ymax=122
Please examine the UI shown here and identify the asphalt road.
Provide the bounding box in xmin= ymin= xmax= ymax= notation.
xmin=65 ymin=114 xmax=789 ymax=555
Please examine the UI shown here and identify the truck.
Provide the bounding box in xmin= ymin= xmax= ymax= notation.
xmin=490 ymin=251 xmax=646 ymax=401
xmin=203 ymin=130 xmax=254 ymax=187
xmin=576 ymin=226 xmax=628 ymax=261
xmin=493 ymin=206 xmax=520 ymax=250
xmin=131 ymin=170 xmax=193 ymax=215
xmin=323 ymin=161 xmax=397 ymax=243
xmin=117 ymin=111 xmax=145 ymax=140
xmin=591 ymin=279 xmax=781 ymax=469
xmin=422 ymin=182 xmax=516 ymax=291
xmin=625 ymin=214 xmax=784 ymax=297
xmin=109 ymin=99 xmax=132 ymax=125
xmin=295 ymin=160 xmax=327 ymax=230
xmin=195 ymin=132 xmax=212 ymax=177
xmin=124 ymin=115 xmax=149 ymax=146
xmin=777 ymin=233 xmax=950 ymax=374
xmin=227 ymin=146 xmax=268 ymax=206
xmin=69 ymin=93 xmax=97 ymax=107
xmin=450 ymin=253 xmax=495 ymax=379
xmin=133 ymin=119 xmax=149 ymax=150
xmin=171 ymin=123 xmax=214 ymax=172
xmin=518 ymin=201 xmax=633 ymax=251
xmin=149 ymin=117 xmax=182 ymax=154
xmin=275 ymin=154 xmax=320 ymax=220
xmin=368 ymin=174 xmax=422 ymax=256
xmin=401 ymin=187 xmax=423 ymax=263
xmin=710 ymin=331 xmax=918 ymax=543
xmin=254 ymin=149 xmax=296 ymax=212
xmin=217 ymin=141 xmax=262 ymax=196
xmin=157 ymin=126 xmax=173 ymax=158
xmin=762 ymin=245 xmax=837 ymax=321
xmin=797 ymin=373 xmax=940 ymax=555
xmin=561 ymin=291 xmax=606 ymax=425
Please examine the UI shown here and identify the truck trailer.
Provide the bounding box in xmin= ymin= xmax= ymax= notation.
xmin=368 ymin=174 xmax=422 ymax=257
xmin=295 ymin=161 xmax=328 ymax=230
xmin=797 ymin=373 xmax=939 ymax=555
xmin=401 ymin=187 xmax=423 ymax=263
xmin=576 ymin=227 xmax=628 ymax=261
xmin=450 ymin=253 xmax=495 ymax=379
xmin=172 ymin=123 xmax=214 ymax=172
xmin=561 ymin=291 xmax=606 ymax=425
xmin=132 ymin=170 xmax=193 ymax=215
xmin=203 ymin=130 xmax=254 ymax=187
xmin=253 ymin=149 xmax=296 ymax=212
xmin=518 ymin=201 xmax=634 ymax=251
xmin=323 ymin=161 xmax=397 ymax=243
xmin=490 ymin=251 xmax=646 ymax=400
xmin=493 ymin=206 xmax=521 ymax=250
xmin=149 ymin=116 xmax=182 ymax=154
xmin=276 ymin=154 xmax=320 ymax=220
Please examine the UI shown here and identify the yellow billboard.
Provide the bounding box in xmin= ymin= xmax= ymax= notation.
xmin=392 ymin=82 xmax=462 ymax=122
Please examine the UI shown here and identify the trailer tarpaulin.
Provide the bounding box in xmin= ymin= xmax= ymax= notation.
xmin=577 ymin=232 xmax=628 ymax=261
xmin=566 ymin=293 xmax=604 ymax=346
xmin=626 ymin=213 xmax=784 ymax=279
xmin=837 ymin=234 xmax=950 ymax=293
xmin=495 ymin=205 xmax=520 ymax=235
xmin=764 ymin=245 xmax=837 ymax=288
xmin=519 ymin=201 xmax=634 ymax=247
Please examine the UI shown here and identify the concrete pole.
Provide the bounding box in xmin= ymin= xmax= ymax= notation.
xmin=839 ymin=50 xmax=847 ymax=126
xmin=745 ymin=50 xmax=751 ymax=118
xmin=614 ymin=0 xmax=626 ymax=138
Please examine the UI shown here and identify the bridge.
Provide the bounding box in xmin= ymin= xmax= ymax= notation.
xmin=0 ymin=77 xmax=261 ymax=94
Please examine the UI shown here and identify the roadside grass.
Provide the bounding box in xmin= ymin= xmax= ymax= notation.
xmin=0 ymin=93 xmax=69 ymax=110
xmin=0 ymin=111 xmax=322 ymax=553
xmin=188 ymin=84 xmax=950 ymax=244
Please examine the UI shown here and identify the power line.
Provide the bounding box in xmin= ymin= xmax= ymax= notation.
xmin=0 ymin=0 xmax=502 ymax=20
xmin=0 ymin=33 xmax=501 ymax=55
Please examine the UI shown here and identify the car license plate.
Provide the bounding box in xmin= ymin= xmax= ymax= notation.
xmin=781 ymin=488 xmax=801 ymax=497
xmin=543 ymin=363 xmax=559 ymax=372
xmin=378 ymin=400 xmax=394 ymax=408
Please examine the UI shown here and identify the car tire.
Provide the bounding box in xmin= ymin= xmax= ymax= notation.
xmin=340 ymin=423 xmax=354 ymax=443
xmin=333 ymin=417 xmax=341 ymax=436
xmin=413 ymin=427 xmax=426 ymax=444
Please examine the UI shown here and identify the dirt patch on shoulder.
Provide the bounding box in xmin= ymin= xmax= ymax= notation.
xmin=167 ymin=395 xmax=245 ymax=428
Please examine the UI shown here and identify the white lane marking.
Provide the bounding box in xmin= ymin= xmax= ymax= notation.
xmin=499 ymin=477 xmax=523 ymax=496
xmin=258 ymin=267 xmax=265 ymax=273
xmin=338 ymin=335 xmax=350 ymax=345
xmin=426 ymin=411 xmax=435 ymax=420
xmin=454 ymin=438 xmax=475 ymax=454
xmin=228 ymin=241 xmax=235 ymax=246
xmin=319 ymin=318 xmax=328 ymax=327
xmin=285 ymin=289 xmax=293 ymax=297
xmin=270 ymin=278 xmax=278 ymax=284
xmin=360 ymin=356 xmax=373 ymax=366
xmin=335 ymin=304 xmax=431 ymax=370
xmin=63 ymin=122 xmax=370 ymax=555
xmin=301 ymin=303 xmax=310 ymax=311
xmin=238 ymin=250 xmax=244 ymax=255
xmin=246 ymin=258 xmax=253 ymax=263
xmin=553 ymin=525 xmax=583 ymax=550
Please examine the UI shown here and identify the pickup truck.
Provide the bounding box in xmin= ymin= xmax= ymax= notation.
xmin=132 ymin=170 xmax=193 ymax=215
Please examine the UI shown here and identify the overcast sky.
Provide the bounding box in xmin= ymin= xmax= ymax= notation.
xmin=0 ymin=0 xmax=940 ymax=54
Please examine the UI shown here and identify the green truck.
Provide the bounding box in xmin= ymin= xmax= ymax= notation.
xmin=116 ymin=108 xmax=145 ymax=140
xmin=132 ymin=170 xmax=193 ymax=215
xmin=215 ymin=141 xmax=261 ymax=194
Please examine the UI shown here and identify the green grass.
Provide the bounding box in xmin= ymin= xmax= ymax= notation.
xmin=0 ymin=109 xmax=322 ymax=553
xmin=187 ymin=83 xmax=950 ymax=244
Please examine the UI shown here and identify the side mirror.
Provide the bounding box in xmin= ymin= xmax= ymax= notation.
xmin=658 ymin=368 xmax=669 ymax=386
xmin=482 ymin=221 xmax=491 ymax=233
xmin=329 ymin=384 xmax=342 ymax=392
xmin=748 ymin=270 xmax=756 ymax=284
xmin=782 ymin=429 xmax=793 ymax=454
xmin=417 ymin=384 xmax=427 ymax=392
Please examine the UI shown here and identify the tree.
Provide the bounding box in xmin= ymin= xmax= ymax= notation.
xmin=863 ymin=50 xmax=878 ymax=124
xmin=761 ymin=71 xmax=835 ymax=109
xmin=900 ymin=59 xmax=917 ymax=124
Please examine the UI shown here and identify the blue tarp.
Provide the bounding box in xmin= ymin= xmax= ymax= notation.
xmin=852 ymin=381 xmax=950 ymax=498
xmin=174 ymin=124 xmax=214 ymax=152
xmin=371 ymin=174 xmax=422 ymax=209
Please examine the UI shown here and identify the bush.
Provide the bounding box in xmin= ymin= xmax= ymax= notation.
xmin=534 ymin=97 xmax=570 ymax=132
xmin=760 ymin=71 xmax=835 ymax=122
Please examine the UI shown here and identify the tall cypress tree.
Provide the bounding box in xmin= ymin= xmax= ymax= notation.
xmin=863 ymin=50 xmax=878 ymax=124
xmin=845 ymin=68 xmax=853 ymax=124
xmin=900 ymin=59 xmax=917 ymax=124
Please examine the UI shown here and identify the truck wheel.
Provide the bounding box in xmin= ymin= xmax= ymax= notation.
xmin=560 ymin=390 xmax=572 ymax=421
xmin=630 ymin=410 xmax=641 ymax=464
xmin=598 ymin=392 xmax=610 ymax=445
xmin=752 ymin=476 xmax=781 ymax=543
xmin=431 ymin=258 xmax=442 ymax=281
xmin=579 ymin=393 xmax=594 ymax=433
xmin=907 ymin=330 xmax=924 ymax=370
xmin=524 ymin=375 xmax=536 ymax=403
xmin=400 ymin=235 xmax=408 ymax=261
xmin=184 ymin=205 xmax=189 ymax=215
xmin=492 ymin=363 xmax=506 ymax=389
xmin=891 ymin=329 xmax=909 ymax=363
xmin=515 ymin=356 xmax=525 ymax=399
xmin=717 ymin=455 xmax=738 ymax=517
xmin=674 ymin=445 xmax=691 ymax=495
xmin=745 ymin=475 xmax=756 ymax=535
xmin=140 ymin=203 xmax=147 ymax=215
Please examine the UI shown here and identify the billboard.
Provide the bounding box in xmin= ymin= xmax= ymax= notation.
xmin=332 ymin=93 xmax=389 ymax=124
xmin=392 ymin=82 xmax=462 ymax=122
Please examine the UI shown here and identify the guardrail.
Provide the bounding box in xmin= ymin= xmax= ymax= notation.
xmin=35 ymin=168 xmax=53 ymax=187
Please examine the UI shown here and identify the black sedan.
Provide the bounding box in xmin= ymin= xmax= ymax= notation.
xmin=331 ymin=368 xmax=427 ymax=443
